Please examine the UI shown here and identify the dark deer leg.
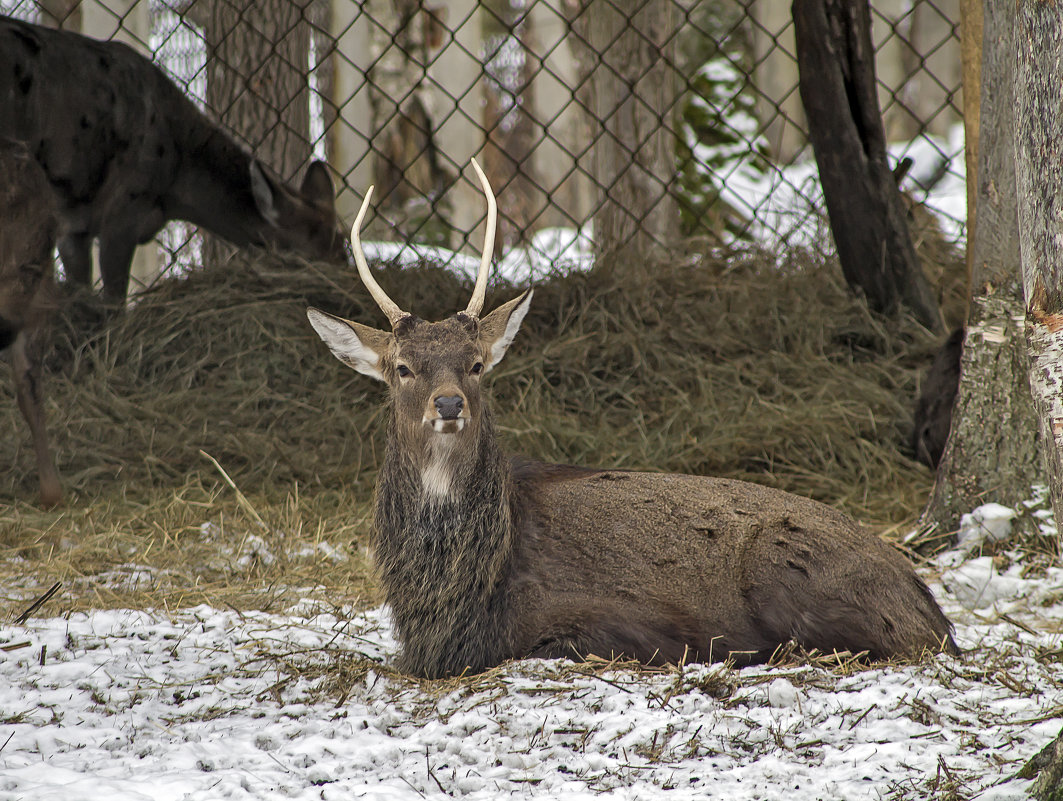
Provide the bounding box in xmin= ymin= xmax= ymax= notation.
xmin=98 ymin=233 xmax=137 ymax=306
xmin=11 ymin=329 xmax=60 ymax=507
xmin=57 ymin=231 xmax=94 ymax=290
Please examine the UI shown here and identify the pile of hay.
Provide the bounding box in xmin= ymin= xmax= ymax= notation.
xmin=0 ymin=246 xmax=942 ymax=613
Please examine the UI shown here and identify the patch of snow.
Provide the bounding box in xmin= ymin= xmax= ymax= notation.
xmin=765 ymin=677 xmax=800 ymax=709
xmin=1 ymin=529 xmax=1061 ymax=800
xmin=340 ymin=123 xmax=968 ymax=288
xmin=362 ymin=241 xmax=482 ymax=281
xmin=233 ymin=533 xmax=276 ymax=568
xmin=957 ymin=503 xmax=1018 ymax=551
xmin=368 ymin=127 xmax=967 ymax=285
xmin=291 ymin=541 xmax=348 ymax=562
xmin=1023 ymin=485 xmax=1060 ymax=537
xmin=716 ymin=125 xmax=967 ymax=251
xmin=361 ymin=226 xmax=595 ymax=287
xmin=940 ymin=556 xmax=1030 ymax=611
xmin=495 ymin=225 xmax=595 ymax=283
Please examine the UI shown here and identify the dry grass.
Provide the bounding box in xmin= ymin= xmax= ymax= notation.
xmin=0 ymin=245 xmax=942 ymax=619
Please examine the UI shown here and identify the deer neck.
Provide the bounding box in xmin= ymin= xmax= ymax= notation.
xmin=166 ymin=125 xmax=263 ymax=245
xmin=373 ymin=407 xmax=518 ymax=677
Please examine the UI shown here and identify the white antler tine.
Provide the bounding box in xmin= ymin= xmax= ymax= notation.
xmin=465 ymin=158 xmax=495 ymax=318
xmin=351 ymin=186 xmax=407 ymax=326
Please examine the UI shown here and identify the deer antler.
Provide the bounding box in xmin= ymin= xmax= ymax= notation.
xmin=465 ymin=158 xmax=496 ymax=318
xmin=350 ymin=186 xmax=408 ymax=327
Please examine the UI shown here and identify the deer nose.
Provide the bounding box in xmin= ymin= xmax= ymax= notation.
xmin=434 ymin=395 xmax=464 ymax=420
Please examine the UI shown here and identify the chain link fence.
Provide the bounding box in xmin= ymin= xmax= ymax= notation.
xmin=2 ymin=0 xmax=965 ymax=291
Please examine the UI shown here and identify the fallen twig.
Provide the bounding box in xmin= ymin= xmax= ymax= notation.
xmin=13 ymin=581 xmax=62 ymax=625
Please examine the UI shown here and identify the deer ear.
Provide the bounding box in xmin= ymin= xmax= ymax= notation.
xmin=478 ymin=289 xmax=533 ymax=371
xmin=307 ymin=308 xmax=391 ymax=382
xmin=249 ymin=160 xmax=281 ymax=227
xmin=300 ymin=161 xmax=336 ymax=208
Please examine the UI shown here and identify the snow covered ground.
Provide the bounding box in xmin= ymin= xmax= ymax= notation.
xmin=1 ymin=501 xmax=1060 ymax=801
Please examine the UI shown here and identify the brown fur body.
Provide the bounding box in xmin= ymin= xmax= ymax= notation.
xmin=518 ymin=465 xmax=953 ymax=667
xmin=0 ymin=142 xmax=61 ymax=506
xmin=0 ymin=15 xmax=346 ymax=303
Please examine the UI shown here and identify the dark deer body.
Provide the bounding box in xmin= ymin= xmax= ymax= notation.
xmin=0 ymin=15 xmax=346 ymax=303
xmin=308 ymin=163 xmax=958 ymax=678
xmin=912 ymin=327 xmax=963 ymax=468
xmin=1 ymin=143 xmax=61 ymax=506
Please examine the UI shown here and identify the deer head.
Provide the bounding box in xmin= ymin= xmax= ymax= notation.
xmin=307 ymin=160 xmax=531 ymax=499
xmin=249 ymin=160 xmax=348 ymax=264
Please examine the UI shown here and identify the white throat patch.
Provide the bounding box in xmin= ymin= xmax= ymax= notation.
xmin=421 ymin=436 xmax=458 ymax=500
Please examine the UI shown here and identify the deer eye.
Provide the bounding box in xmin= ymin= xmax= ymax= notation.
xmin=396 ymin=364 xmax=414 ymax=379
xmin=471 ymin=362 xmax=484 ymax=375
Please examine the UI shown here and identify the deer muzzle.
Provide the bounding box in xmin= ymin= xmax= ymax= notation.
xmin=424 ymin=393 xmax=468 ymax=433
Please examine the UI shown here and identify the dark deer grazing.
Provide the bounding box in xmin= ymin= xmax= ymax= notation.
xmin=307 ymin=161 xmax=958 ymax=679
xmin=1 ymin=143 xmax=61 ymax=507
xmin=912 ymin=327 xmax=963 ymax=469
xmin=1 ymin=15 xmax=346 ymax=304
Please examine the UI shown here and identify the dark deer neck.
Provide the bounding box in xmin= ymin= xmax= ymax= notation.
xmin=166 ymin=117 xmax=265 ymax=247
xmin=374 ymin=406 xmax=518 ymax=678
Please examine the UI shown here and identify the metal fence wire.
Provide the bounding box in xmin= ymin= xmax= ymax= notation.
xmin=2 ymin=0 xmax=966 ymax=291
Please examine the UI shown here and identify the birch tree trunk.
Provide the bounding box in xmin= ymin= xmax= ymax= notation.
xmin=792 ymin=0 xmax=942 ymax=332
xmin=572 ymin=0 xmax=680 ymax=273
xmin=1017 ymin=724 xmax=1063 ymax=800
xmin=1014 ymin=0 xmax=1063 ymax=543
xmin=921 ymin=0 xmax=1043 ymax=535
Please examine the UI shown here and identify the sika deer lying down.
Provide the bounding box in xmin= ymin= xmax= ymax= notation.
xmin=307 ymin=161 xmax=958 ymax=679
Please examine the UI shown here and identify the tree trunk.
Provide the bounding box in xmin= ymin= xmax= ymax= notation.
xmin=36 ymin=0 xmax=80 ymax=29
xmin=572 ymin=0 xmax=680 ymax=273
xmin=959 ymin=0 xmax=981 ymax=280
xmin=1015 ymin=0 xmax=1063 ymax=545
xmin=201 ymin=0 xmax=313 ymax=180
xmin=363 ymin=0 xmax=451 ymax=243
xmin=921 ymin=0 xmax=1044 ymax=536
xmin=482 ymin=0 xmax=541 ymax=249
xmin=792 ymin=0 xmax=942 ymax=332
xmin=1016 ymin=725 xmax=1063 ymax=801
xmin=185 ymin=0 xmax=314 ymax=264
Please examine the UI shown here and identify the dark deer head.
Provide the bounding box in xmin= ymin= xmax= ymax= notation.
xmin=249 ymin=160 xmax=348 ymax=264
